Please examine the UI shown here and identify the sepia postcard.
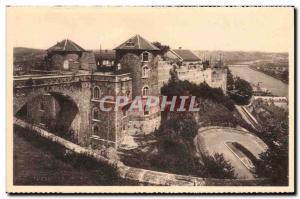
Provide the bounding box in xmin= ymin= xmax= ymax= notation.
xmin=6 ymin=6 xmax=295 ymax=194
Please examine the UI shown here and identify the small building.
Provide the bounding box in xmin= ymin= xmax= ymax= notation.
xmin=94 ymin=49 xmax=116 ymax=68
xmin=165 ymin=48 xmax=202 ymax=67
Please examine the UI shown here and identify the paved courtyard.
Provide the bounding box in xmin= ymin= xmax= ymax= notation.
xmin=196 ymin=127 xmax=267 ymax=179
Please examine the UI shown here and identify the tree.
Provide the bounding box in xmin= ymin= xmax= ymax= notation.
xmin=230 ymin=77 xmax=253 ymax=105
xmin=225 ymin=66 xmax=235 ymax=91
xmin=152 ymin=41 xmax=170 ymax=55
xmin=255 ymin=138 xmax=288 ymax=185
xmin=199 ymin=153 xmax=236 ymax=179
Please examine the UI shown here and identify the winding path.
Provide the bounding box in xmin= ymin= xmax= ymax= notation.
xmin=195 ymin=127 xmax=267 ymax=179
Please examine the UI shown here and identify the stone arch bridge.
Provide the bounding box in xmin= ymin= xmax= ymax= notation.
xmin=13 ymin=74 xmax=93 ymax=145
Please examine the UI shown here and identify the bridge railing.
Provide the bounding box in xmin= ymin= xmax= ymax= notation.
xmin=13 ymin=73 xmax=132 ymax=88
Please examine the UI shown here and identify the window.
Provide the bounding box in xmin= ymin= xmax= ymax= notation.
xmin=39 ymin=102 xmax=45 ymax=111
xmin=93 ymin=107 xmax=100 ymax=120
xmin=144 ymin=105 xmax=149 ymax=115
xmin=93 ymin=87 xmax=101 ymax=99
xmin=93 ymin=125 xmax=99 ymax=135
xmin=142 ymin=52 xmax=149 ymax=62
xmin=142 ymin=66 xmax=150 ymax=78
xmin=142 ymin=86 xmax=149 ymax=96
xmin=63 ymin=60 xmax=69 ymax=70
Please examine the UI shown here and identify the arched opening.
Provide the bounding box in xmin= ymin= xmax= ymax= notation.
xmin=142 ymin=86 xmax=149 ymax=96
xmin=92 ymin=107 xmax=100 ymax=121
xmin=142 ymin=66 xmax=150 ymax=78
xmin=15 ymin=92 xmax=80 ymax=143
xmin=93 ymin=86 xmax=101 ymax=99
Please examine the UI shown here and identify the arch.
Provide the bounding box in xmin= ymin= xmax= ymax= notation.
xmin=92 ymin=107 xmax=100 ymax=121
xmin=93 ymin=86 xmax=101 ymax=99
xmin=142 ymin=66 xmax=150 ymax=78
xmin=15 ymin=91 xmax=80 ymax=142
xmin=142 ymin=85 xmax=149 ymax=96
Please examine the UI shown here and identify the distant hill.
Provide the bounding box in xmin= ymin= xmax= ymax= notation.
xmin=13 ymin=47 xmax=47 ymax=73
xmin=194 ymin=50 xmax=288 ymax=65
xmin=13 ymin=47 xmax=289 ymax=69
xmin=14 ymin=47 xmax=46 ymax=63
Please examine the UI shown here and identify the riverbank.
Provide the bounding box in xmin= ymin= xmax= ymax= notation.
xmin=248 ymin=66 xmax=288 ymax=84
xmin=228 ymin=65 xmax=288 ymax=98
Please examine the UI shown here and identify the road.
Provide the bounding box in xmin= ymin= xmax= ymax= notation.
xmin=196 ymin=127 xmax=267 ymax=179
xmin=235 ymin=105 xmax=258 ymax=130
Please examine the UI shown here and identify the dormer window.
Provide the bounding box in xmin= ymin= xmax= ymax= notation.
xmin=125 ymin=40 xmax=135 ymax=47
xmin=142 ymin=52 xmax=149 ymax=62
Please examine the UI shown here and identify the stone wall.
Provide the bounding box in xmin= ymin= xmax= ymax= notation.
xmin=14 ymin=118 xmax=268 ymax=187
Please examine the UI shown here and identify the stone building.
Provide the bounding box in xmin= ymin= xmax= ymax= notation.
xmin=162 ymin=49 xmax=227 ymax=94
xmin=45 ymin=39 xmax=96 ymax=72
xmin=114 ymin=34 xmax=161 ymax=134
xmin=18 ymin=35 xmax=161 ymax=149
xmin=94 ymin=49 xmax=116 ymax=68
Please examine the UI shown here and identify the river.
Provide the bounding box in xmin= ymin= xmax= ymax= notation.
xmin=228 ymin=65 xmax=289 ymax=99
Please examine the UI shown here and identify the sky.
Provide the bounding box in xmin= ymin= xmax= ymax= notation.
xmin=7 ymin=7 xmax=294 ymax=52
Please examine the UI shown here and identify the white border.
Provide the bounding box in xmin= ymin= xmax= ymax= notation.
xmin=1 ymin=1 xmax=298 ymax=198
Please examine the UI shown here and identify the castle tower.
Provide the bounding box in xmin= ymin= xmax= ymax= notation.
xmin=114 ymin=34 xmax=161 ymax=134
xmin=46 ymin=39 xmax=96 ymax=72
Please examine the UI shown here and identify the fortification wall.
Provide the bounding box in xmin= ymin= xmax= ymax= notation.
xmin=14 ymin=118 xmax=267 ymax=186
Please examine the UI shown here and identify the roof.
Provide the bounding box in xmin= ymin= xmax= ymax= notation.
xmin=94 ymin=50 xmax=116 ymax=61
xmin=47 ymin=39 xmax=86 ymax=52
xmin=172 ymin=49 xmax=201 ymax=61
xmin=114 ymin=34 xmax=159 ymax=51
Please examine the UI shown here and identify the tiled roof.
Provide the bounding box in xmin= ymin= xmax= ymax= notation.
xmin=94 ymin=50 xmax=116 ymax=61
xmin=114 ymin=34 xmax=159 ymax=51
xmin=47 ymin=39 xmax=86 ymax=52
xmin=172 ymin=49 xmax=201 ymax=61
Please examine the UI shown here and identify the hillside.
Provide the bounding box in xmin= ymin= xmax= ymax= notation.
xmin=194 ymin=50 xmax=288 ymax=65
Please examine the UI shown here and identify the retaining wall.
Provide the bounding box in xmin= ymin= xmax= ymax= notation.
xmin=14 ymin=118 xmax=267 ymax=186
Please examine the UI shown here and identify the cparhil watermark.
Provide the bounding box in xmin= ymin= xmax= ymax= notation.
xmin=98 ymin=95 xmax=200 ymax=112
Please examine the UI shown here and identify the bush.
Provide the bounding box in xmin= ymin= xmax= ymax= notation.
xmin=229 ymin=77 xmax=253 ymax=105
xmin=161 ymin=80 xmax=235 ymax=111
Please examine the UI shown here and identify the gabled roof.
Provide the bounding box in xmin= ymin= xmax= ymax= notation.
xmin=47 ymin=39 xmax=86 ymax=52
xmin=172 ymin=49 xmax=201 ymax=62
xmin=114 ymin=34 xmax=159 ymax=51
